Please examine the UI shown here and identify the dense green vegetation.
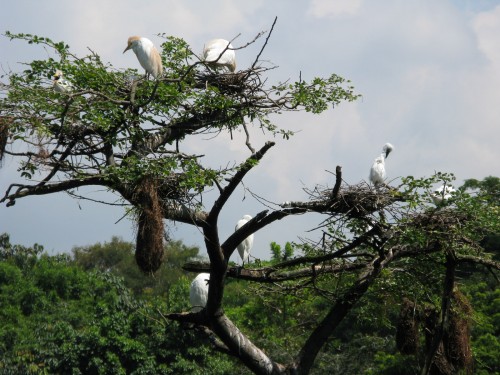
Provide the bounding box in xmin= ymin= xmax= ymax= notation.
xmin=0 ymin=203 xmax=498 ymax=375
xmin=0 ymin=234 xmax=238 ymax=374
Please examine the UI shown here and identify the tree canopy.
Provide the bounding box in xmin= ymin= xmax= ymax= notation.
xmin=1 ymin=24 xmax=499 ymax=375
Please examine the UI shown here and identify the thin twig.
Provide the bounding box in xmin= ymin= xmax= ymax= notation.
xmin=251 ymin=17 xmax=278 ymax=70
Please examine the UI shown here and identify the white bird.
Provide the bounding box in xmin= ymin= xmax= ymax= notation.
xmin=369 ymin=143 xmax=394 ymax=187
xmin=123 ymin=36 xmax=163 ymax=79
xmin=431 ymin=184 xmax=456 ymax=205
xmin=235 ymin=214 xmax=254 ymax=265
xmin=189 ymin=273 xmax=210 ymax=312
xmin=203 ymin=39 xmax=236 ymax=72
xmin=52 ymin=70 xmax=73 ymax=93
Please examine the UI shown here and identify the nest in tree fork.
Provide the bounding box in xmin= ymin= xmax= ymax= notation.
xmin=134 ymin=176 xmax=165 ymax=273
xmin=302 ymin=183 xmax=399 ymax=217
xmin=195 ymin=69 xmax=252 ymax=95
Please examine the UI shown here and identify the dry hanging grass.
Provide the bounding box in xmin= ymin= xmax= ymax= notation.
xmin=422 ymin=290 xmax=473 ymax=375
xmin=396 ymin=298 xmax=420 ymax=355
xmin=0 ymin=116 xmax=11 ymax=165
xmin=444 ymin=289 xmax=473 ymax=374
xmin=135 ymin=176 xmax=165 ymax=273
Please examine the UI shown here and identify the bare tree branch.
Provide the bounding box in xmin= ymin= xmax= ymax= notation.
xmin=331 ymin=165 xmax=342 ymax=198
xmin=1 ymin=176 xmax=106 ymax=206
xmin=456 ymin=254 xmax=500 ymax=270
xmin=209 ymin=141 xmax=275 ymax=223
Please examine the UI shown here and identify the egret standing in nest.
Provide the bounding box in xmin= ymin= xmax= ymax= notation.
xmin=203 ymin=39 xmax=236 ymax=73
xmin=235 ymin=214 xmax=254 ymax=266
xmin=189 ymin=273 xmax=210 ymax=312
xmin=431 ymin=184 xmax=456 ymax=205
xmin=369 ymin=143 xmax=394 ymax=187
xmin=52 ymin=70 xmax=73 ymax=93
xmin=123 ymin=36 xmax=163 ymax=79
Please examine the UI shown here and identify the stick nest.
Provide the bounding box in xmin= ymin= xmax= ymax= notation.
xmin=299 ymin=182 xmax=400 ymax=218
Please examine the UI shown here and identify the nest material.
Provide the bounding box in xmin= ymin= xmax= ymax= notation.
xmin=195 ymin=70 xmax=249 ymax=94
xmin=135 ymin=176 xmax=165 ymax=273
xmin=158 ymin=173 xmax=189 ymax=201
xmin=0 ymin=116 xmax=11 ymax=165
xmin=444 ymin=289 xmax=473 ymax=374
xmin=302 ymin=183 xmax=399 ymax=217
xmin=422 ymin=307 xmax=453 ymax=375
xmin=396 ymin=298 xmax=420 ymax=355
xmin=409 ymin=209 xmax=469 ymax=229
xmin=422 ymin=290 xmax=473 ymax=375
xmin=429 ymin=343 xmax=454 ymax=375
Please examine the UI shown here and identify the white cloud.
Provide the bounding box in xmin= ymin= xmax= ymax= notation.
xmin=472 ymin=4 xmax=500 ymax=65
xmin=307 ymin=0 xmax=362 ymax=18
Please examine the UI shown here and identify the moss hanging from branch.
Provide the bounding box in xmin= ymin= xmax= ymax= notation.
xmin=0 ymin=116 xmax=11 ymax=166
xmin=444 ymin=289 xmax=473 ymax=374
xmin=134 ymin=176 xmax=165 ymax=273
xmin=396 ymin=298 xmax=420 ymax=355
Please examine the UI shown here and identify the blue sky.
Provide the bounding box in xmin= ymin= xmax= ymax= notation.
xmin=1 ymin=0 xmax=499 ymax=261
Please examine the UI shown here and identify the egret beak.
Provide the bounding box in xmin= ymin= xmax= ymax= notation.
xmin=123 ymin=44 xmax=131 ymax=54
xmin=385 ymin=149 xmax=392 ymax=158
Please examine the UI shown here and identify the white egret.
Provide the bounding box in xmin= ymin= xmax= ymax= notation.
xmin=123 ymin=36 xmax=163 ymax=79
xmin=431 ymin=184 xmax=456 ymax=205
xmin=52 ymin=70 xmax=73 ymax=93
xmin=235 ymin=214 xmax=254 ymax=265
xmin=203 ymin=39 xmax=236 ymax=72
xmin=189 ymin=273 xmax=210 ymax=312
xmin=369 ymin=143 xmax=394 ymax=187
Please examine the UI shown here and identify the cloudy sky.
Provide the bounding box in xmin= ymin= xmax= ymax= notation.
xmin=1 ymin=0 xmax=499 ymax=261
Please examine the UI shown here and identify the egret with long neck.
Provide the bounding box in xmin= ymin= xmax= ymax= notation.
xmin=369 ymin=143 xmax=394 ymax=187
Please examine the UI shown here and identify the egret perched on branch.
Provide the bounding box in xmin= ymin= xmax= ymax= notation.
xmin=369 ymin=143 xmax=394 ymax=187
xmin=431 ymin=184 xmax=455 ymax=205
xmin=235 ymin=214 xmax=254 ymax=265
xmin=203 ymin=39 xmax=236 ymax=72
xmin=189 ymin=273 xmax=210 ymax=312
xmin=52 ymin=70 xmax=73 ymax=93
xmin=123 ymin=36 xmax=163 ymax=79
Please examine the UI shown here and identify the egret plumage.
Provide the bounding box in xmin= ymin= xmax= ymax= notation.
xmin=203 ymin=39 xmax=236 ymax=72
xmin=431 ymin=184 xmax=455 ymax=205
xmin=52 ymin=70 xmax=73 ymax=93
xmin=189 ymin=273 xmax=210 ymax=312
xmin=123 ymin=36 xmax=163 ymax=79
xmin=369 ymin=143 xmax=394 ymax=186
xmin=235 ymin=214 xmax=254 ymax=265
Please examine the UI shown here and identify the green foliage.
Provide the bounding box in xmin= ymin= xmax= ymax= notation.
xmin=461 ymin=176 xmax=500 ymax=205
xmin=272 ymin=74 xmax=360 ymax=114
xmin=270 ymin=241 xmax=294 ymax=263
xmin=72 ymin=236 xmax=199 ymax=298
xmin=0 ymin=234 xmax=235 ymax=374
xmin=1 ymin=31 xmax=360 ymax=198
